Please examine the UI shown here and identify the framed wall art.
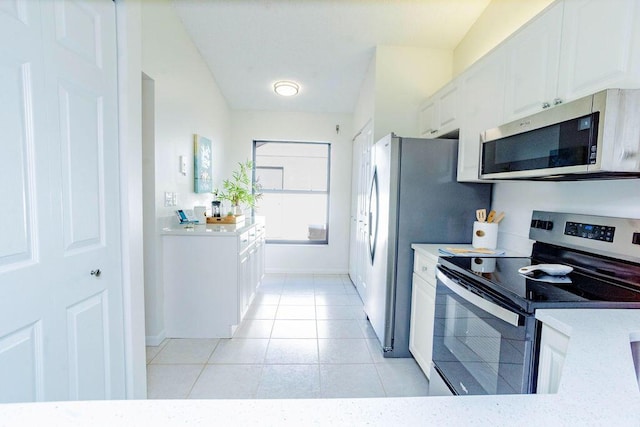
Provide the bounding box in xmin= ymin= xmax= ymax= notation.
xmin=194 ymin=134 xmax=213 ymax=193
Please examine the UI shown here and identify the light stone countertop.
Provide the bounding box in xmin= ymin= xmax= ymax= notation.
xmin=161 ymin=217 xmax=263 ymax=236
xmin=411 ymin=243 xmax=526 ymax=259
xmin=1 ymin=309 xmax=639 ymax=426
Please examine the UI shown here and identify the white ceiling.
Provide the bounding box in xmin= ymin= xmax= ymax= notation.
xmin=171 ymin=0 xmax=492 ymax=114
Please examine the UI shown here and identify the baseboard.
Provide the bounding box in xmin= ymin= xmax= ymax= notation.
xmin=265 ymin=268 xmax=349 ymax=275
xmin=146 ymin=330 xmax=166 ymax=347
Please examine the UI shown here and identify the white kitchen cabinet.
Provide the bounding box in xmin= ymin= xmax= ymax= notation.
xmin=162 ymin=222 xmax=265 ymax=338
xmin=504 ymin=0 xmax=640 ymax=122
xmin=457 ymin=49 xmax=506 ymax=182
xmin=419 ymin=80 xmax=460 ymax=138
xmin=409 ymin=250 xmax=439 ymax=379
xmin=557 ymin=0 xmax=640 ymax=102
xmin=536 ymin=323 xmax=570 ymax=394
xmin=255 ymin=222 xmax=266 ymax=286
xmin=238 ymin=229 xmax=254 ymax=322
xmin=418 ymin=100 xmax=437 ymax=137
xmin=503 ymin=2 xmax=563 ymax=122
xmin=454 ymin=0 xmax=640 ymax=182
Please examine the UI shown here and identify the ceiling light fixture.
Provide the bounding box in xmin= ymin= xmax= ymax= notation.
xmin=274 ymin=80 xmax=300 ymax=97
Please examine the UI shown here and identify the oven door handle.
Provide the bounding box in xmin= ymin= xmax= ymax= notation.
xmin=436 ymin=269 xmax=521 ymax=327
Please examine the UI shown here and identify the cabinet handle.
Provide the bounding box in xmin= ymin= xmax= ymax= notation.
xmin=430 ymin=129 xmax=438 ymax=134
xmin=553 ymin=98 xmax=563 ymax=106
xmin=519 ymin=120 xmax=531 ymax=127
xmin=542 ymin=102 xmax=551 ymax=109
xmin=90 ymin=269 xmax=101 ymax=277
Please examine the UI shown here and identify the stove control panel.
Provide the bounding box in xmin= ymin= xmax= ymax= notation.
xmin=564 ymin=221 xmax=615 ymax=242
xmin=531 ymin=219 xmax=554 ymax=230
xmin=530 ymin=211 xmax=640 ymax=264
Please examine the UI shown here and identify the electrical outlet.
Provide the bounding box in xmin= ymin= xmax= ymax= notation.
xmin=164 ymin=192 xmax=173 ymax=207
xmin=172 ymin=192 xmax=177 ymax=206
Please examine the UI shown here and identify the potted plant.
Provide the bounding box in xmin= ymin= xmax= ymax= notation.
xmin=217 ymin=160 xmax=262 ymax=216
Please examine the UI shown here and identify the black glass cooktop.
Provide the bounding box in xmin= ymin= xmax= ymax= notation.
xmin=438 ymin=256 xmax=640 ymax=313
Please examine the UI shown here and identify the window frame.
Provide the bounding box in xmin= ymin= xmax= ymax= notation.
xmin=253 ymin=140 xmax=331 ymax=245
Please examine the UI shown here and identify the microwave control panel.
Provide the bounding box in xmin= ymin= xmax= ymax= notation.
xmin=564 ymin=221 xmax=615 ymax=242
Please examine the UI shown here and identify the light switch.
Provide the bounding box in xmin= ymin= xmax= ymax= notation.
xmin=179 ymin=155 xmax=187 ymax=176
xmin=164 ymin=192 xmax=173 ymax=207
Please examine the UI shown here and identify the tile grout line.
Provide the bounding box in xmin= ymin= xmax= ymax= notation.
xmin=185 ymin=339 xmax=222 ymax=399
xmin=148 ymin=273 xmax=429 ymax=399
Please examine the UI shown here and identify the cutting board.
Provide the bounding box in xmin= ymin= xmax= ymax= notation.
xmin=206 ymin=214 xmax=245 ymax=224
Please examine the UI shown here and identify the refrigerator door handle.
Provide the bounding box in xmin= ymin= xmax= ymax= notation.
xmin=368 ymin=168 xmax=379 ymax=263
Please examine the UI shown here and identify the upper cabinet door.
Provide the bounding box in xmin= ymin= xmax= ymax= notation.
xmin=558 ymin=0 xmax=640 ymax=101
xmin=418 ymin=81 xmax=460 ymax=138
xmin=418 ymin=99 xmax=437 ymax=137
xmin=457 ymin=50 xmax=506 ymax=182
xmin=503 ymin=2 xmax=563 ymax=122
xmin=435 ymin=81 xmax=459 ymax=136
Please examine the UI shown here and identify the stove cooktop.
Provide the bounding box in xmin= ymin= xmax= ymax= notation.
xmin=438 ymin=256 xmax=640 ymax=314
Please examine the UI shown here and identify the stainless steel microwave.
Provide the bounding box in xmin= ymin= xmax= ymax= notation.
xmin=480 ymin=89 xmax=640 ymax=180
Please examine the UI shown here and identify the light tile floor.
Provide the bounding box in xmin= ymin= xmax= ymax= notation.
xmin=146 ymin=274 xmax=430 ymax=399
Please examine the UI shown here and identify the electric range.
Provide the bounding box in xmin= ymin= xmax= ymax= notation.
xmin=430 ymin=210 xmax=640 ymax=396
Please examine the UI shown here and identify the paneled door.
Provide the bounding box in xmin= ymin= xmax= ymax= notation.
xmin=0 ymin=0 xmax=125 ymax=402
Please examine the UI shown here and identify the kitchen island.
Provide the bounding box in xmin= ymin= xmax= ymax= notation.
xmin=161 ymin=218 xmax=265 ymax=338
xmin=1 ymin=309 xmax=638 ymax=426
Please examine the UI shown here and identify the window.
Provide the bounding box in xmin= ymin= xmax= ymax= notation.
xmin=254 ymin=141 xmax=330 ymax=244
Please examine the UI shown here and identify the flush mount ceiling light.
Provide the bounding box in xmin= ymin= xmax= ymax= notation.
xmin=273 ymin=80 xmax=300 ymax=97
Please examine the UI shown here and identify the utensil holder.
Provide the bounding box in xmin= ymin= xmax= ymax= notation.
xmin=472 ymin=221 xmax=498 ymax=249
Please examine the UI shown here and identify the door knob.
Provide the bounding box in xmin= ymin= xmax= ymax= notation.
xmin=90 ymin=269 xmax=101 ymax=277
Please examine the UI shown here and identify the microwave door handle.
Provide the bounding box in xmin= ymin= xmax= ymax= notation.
xmin=436 ymin=269 xmax=520 ymax=327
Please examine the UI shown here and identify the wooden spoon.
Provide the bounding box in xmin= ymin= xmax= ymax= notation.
xmin=487 ymin=210 xmax=496 ymax=223
xmin=493 ymin=212 xmax=505 ymax=224
xmin=476 ymin=209 xmax=487 ymax=222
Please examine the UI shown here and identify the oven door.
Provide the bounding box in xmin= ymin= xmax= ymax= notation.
xmin=431 ymin=267 xmax=537 ymax=395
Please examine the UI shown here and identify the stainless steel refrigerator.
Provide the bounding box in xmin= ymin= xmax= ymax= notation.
xmin=365 ymin=133 xmax=492 ymax=358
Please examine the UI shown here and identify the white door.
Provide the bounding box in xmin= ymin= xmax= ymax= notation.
xmin=0 ymin=0 xmax=124 ymax=402
xmin=355 ymin=122 xmax=373 ymax=300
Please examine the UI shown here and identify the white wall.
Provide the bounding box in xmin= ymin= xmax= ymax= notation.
xmin=353 ymin=55 xmax=375 ymax=136
xmin=230 ymin=111 xmax=354 ymax=274
xmin=140 ymin=0 xmax=231 ymax=343
xmin=453 ymin=0 xmax=554 ymax=76
xmin=494 ymin=180 xmax=640 ymax=255
xmin=373 ymin=45 xmax=452 ymax=141
xmin=116 ymin=0 xmax=147 ymax=399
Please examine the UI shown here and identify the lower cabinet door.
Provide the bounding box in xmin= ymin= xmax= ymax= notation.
xmin=409 ymin=273 xmax=436 ymax=379
xmin=537 ymin=324 xmax=570 ymax=394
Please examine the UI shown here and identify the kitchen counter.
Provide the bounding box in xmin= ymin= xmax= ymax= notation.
xmin=160 ymin=217 xmax=266 ymax=338
xmin=2 ymin=309 xmax=639 ymax=426
xmin=411 ymin=243 xmax=525 ymax=259
xmin=161 ymin=218 xmax=262 ymax=236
